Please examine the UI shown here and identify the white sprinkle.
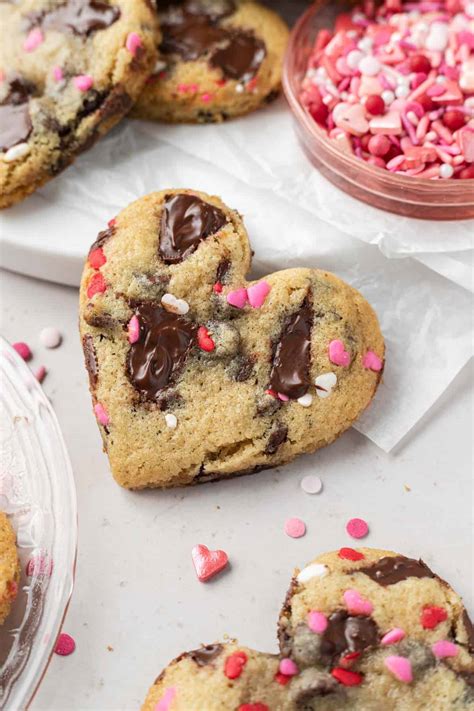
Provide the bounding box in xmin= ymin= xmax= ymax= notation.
xmin=3 ymin=142 xmax=30 ymax=162
xmin=297 ymin=393 xmax=313 ymax=408
xmin=161 ymin=293 xmax=189 ymax=315
xmin=314 ymin=372 xmax=337 ymax=399
xmin=358 ymin=56 xmax=381 ymax=77
xmin=436 ymin=75 xmax=447 ymax=83
xmin=346 ymin=50 xmax=364 ymax=70
xmin=395 ymin=85 xmax=410 ymax=99
xmin=165 ymin=413 xmax=177 ymax=429
xmin=235 ymin=84 xmax=244 ymax=93
xmin=39 ymin=327 xmax=62 ymax=349
xmin=153 ymin=59 xmax=167 ymax=74
xmin=297 ymin=563 xmax=328 ymax=583
xmin=357 ymin=37 xmax=373 ymax=52
xmin=439 ymin=163 xmax=454 ymax=179
xmin=301 ymin=475 xmax=323 ymax=495
xmin=382 ymin=90 xmax=395 ymax=106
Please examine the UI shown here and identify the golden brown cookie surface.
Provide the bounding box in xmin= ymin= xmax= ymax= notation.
xmin=0 ymin=512 xmax=20 ymax=625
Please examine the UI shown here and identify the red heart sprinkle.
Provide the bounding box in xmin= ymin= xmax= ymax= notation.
xmin=275 ymin=672 xmax=292 ymax=686
xmin=238 ymin=705 xmax=269 ymax=711
xmin=224 ymin=651 xmax=247 ymax=679
xmin=197 ymin=326 xmax=215 ymax=352
xmin=54 ymin=632 xmax=76 ymax=656
xmin=340 ymin=651 xmax=361 ymax=668
xmin=191 ymin=544 xmax=228 ymax=582
xmin=213 ymin=282 xmax=223 ymax=294
xmin=338 ymin=547 xmax=365 ymax=561
xmin=421 ymin=606 xmax=448 ymax=629
xmin=88 ymin=247 xmax=106 ymax=270
xmin=331 ymin=668 xmax=364 ymax=686
xmin=87 ymin=272 xmax=106 ymax=299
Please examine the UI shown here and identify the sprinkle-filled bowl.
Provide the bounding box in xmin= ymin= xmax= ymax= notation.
xmin=283 ymin=0 xmax=474 ymax=219
xmin=0 ymin=337 xmax=77 ymax=709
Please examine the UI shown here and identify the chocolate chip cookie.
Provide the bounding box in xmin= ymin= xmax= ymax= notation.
xmin=0 ymin=0 xmax=158 ymax=208
xmin=0 ymin=512 xmax=20 ymax=625
xmin=132 ymin=0 xmax=289 ymax=123
xmin=79 ymin=188 xmax=384 ymax=489
xmin=141 ymin=548 xmax=474 ymax=710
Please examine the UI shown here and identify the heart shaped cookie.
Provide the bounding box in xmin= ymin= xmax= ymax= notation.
xmin=141 ymin=547 xmax=474 ymax=710
xmin=79 ymin=189 xmax=384 ymax=489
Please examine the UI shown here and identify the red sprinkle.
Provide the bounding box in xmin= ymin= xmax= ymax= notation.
xmin=86 ymin=272 xmax=106 ymax=299
xmin=107 ymin=218 xmax=116 ymax=228
xmin=346 ymin=518 xmax=369 ymax=539
xmin=338 ymin=547 xmax=365 ymax=561
xmin=13 ymin=342 xmax=32 ymax=361
xmin=224 ymin=651 xmax=248 ymax=679
xmin=331 ymin=668 xmax=364 ymax=686
xmin=275 ymin=672 xmax=292 ymax=686
xmin=421 ymin=606 xmax=448 ymax=630
xmin=88 ymin=247 xmax=106 ymax=269
xmin=408 ymin=54 xmax=431 ymax=74
xmin=197 ymin=325 xmax=215 ymax=352
xmin=213 ymin=282 xmax=223 ymax=294
xmin=365 ymin=95 xmax=385 ymax=115
xmin=54 ymin=633 xmax=76 ymax=656
xmin=442 ymin=110 xmax=465 ymax=131
xmin=35 ymin=365 xmax=47 ymax=383
xmin=340 ymin=651 xmax=361 ymax=668
xmin=238 ymin=705 xmax=269 ymax=711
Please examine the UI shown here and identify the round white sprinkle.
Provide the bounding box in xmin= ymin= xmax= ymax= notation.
xmin=436 ymin=74 xmax=447 ymax=84
xmin=346 ymin=50 xmax=364 ymax=70
xmin=357 ymin=37 xmax=373 ymax=52
xmin=358 ymin=56 xmax=381 ymax=77
xmin=301 ymin=474 xmax=323 ymax=495
xmin=235 ymin=84 xmax=244 ymax=93
xmin=297 ymin=563 xmax=328 ymax=583
xmin=395 ymin=85 xmax=410 ymax=99
xmin=39 ymin=326 xmax=62 ymax=349
xmin=382 ymin=90 xmax=395 ymax=106
xmin=165 ymin=413 xmax=177 ymax=429
xmin=297 ymin=393 xmax=313 ymax=408
xmin=439 ymin=163 xmax=454 ymax=179
xmin=3 ymin=142 xmax=30 ymax=163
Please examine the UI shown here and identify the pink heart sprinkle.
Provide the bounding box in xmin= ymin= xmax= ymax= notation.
xmin=24 ymin=28 xmax=44 ymax=52
xmin=54 ymin=633 xmax=76 ymax=656
xmin=384 ymin=655 xmax=413 ymax=683
xmin=279 ymin=658 xmax=298 ymax=676
xmin=308 ymin=611 xmax=328 ymax=634
xmin=226 ymin=288 xmax=248 ymax=309
xmin=247 ymin=280 xmax=271 ymax=309
xmin=154 ymin=687 xmax=177 ymax=711
xmin=74 ymin=75 xmax=94 ymax=92
xmin=125 ymin=31 xmax=142 ymax=56
xmin=431 ymin=640 xmax=458 ymax=658
xmin=94 ymin=403 xmax=109 ymax=426
xmin=277 ymin=393 xmax=289 ymax=402
xmin=362 ymin=351 xmax=383 ymax=372
xmin=52 ymin=66 xmax=63 ymax=82
xmin=128 ymin=315 xmax=140 ymax=344
xmin=343 ymin=589 xmax=374 ymax=616
xmin=328 ymin=339 xmax=350 ymax=367
xmin=191 ymin=544 xmax=228 ymax=582
xmin=381 ymin=628 xmax=405 ymax=646
xmin=284 ymin=518 xmax=306 ymax=539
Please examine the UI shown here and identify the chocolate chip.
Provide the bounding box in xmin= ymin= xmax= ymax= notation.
xmin=210 ymin=31 xmax=266 ymax=83
xmin=84 ymin=312 xmax=117 ymax=329
xmin=82 ymin=334 xmax=98 ymax=388
xmin=358 ymin=556 xmax=436 ymax=587
xmin=269 ymin=299 xmax=313 ymax=400
xmin=98 ymin=86 xmax=133 ymax=121
xmin=77 ymin=90 xmax=108 ymax=122
xmin=216 ymin=257 xmax=231 ymax=284
xmin=227 ymin=354 xmax=254 ymax=382
xmin=291 ymin=669 xmax=339 ymax=706
xmin=89 ymin=225 xmax=116 ymax=253
xmin=265 ymin=423 xmax=288 ymax=455
xmin=462 ymin=609 xmax=474 ymax=653
xmin=187 ymin=643 xmax=223 ymax=666
xmin=27 ymin=0 xmax=120 ymax=36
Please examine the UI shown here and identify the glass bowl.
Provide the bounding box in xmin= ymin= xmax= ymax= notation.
xmin=0 ymin=337 xmax=77 ymax=710
xmin=282 ymin=0 xmax=474 ymax=220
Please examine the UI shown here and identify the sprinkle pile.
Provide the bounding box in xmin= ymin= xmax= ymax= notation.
xmin=301 ymin=0 xmax=474 ymax=179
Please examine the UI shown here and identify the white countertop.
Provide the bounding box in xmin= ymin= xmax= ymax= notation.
xmin=1 ymin=266 xmax=472 ymax=711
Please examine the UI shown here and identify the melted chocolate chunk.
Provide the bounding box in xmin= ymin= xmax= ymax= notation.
xmin=28 ymin=0 xmax=120 ymax=36
xmin=293 ymin=670 xmax=339 ymax=705
xmin=159 ymin=194 xmax=227 ymax=264
xmin=265 ymin=423 xmax=288 ymax=455
xmin=160 ymin=17 xmax=226 ymax=59
xmin=269 ymin=301 xmax=313 ymax=400
xmin=358 ymin=556 xmax=435 ymax=587
xmin=128 ymin=302 xmax=197 ymax=400
xmin=462 ymin=609 xmax=474 ymax=653
xmin=82 ymin=334 xmax=98 ymax=388
xmin=188 ymin=644 xmax=223 ymax=666
xmin=216 ymin=257 xmax=230 ymax=284
xmin=210 ymin=31 xmax=266 ymax=82
xmin=89 ymin=225 xmax=115 ymax=252
xmin=319 ymin=611 xmax=379 ymax=666
xmin=0 ymin=77 xmax=34 ymax=151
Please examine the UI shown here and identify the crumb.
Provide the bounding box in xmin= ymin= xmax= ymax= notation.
xmin=404 ymin=484 xmax=411 ymax=492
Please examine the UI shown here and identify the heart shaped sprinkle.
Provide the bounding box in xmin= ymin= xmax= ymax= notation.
xmin=94 ymin=403 xmax=109 ymax=426
xmin=226 ymin=287 xmax=248 ymax=309
xmin=315 ymin=372 xmax=337 ymax=398
xmin=224 ymin=651 xmax=248 ymax=679
xmin=127 ymin=315 xmax=140 ymax=344
xmin=191 ymin=544 xmax=228 ymax=582
xmin=155 ymin=687 xmax=177 ymax=711
xmin=161 ymin=293 xmax=189 ymax=315
xmin=197 ymin=326 xmax=215 ymax=352
xmin=333 ymin=102 xmax=369 ymax=136
xmin=343 ymin=589 xmax=374 ymax=616
xmin=384 ymin=656 xmax=413 ymax=683
xmin=54 ymin=633 xmax=76 ymax=656
xmin=87 ymin=272 xmax=106 ymax=299
xmin=164 ymin=413 xmax=177 ymax=429
xmin=338 ymin=547 xmax=365 ymax=561
xmin=328 ymin=340 xmax=350 ymax=367
xmin=431 ymin=640 xmax=458 ymax=658
xmin=297 ymin=393 xmax=313 ymax=407
xmin=421 ymin=605 xmax=448 ymax=629
xmin=381 ymin=628 xmax=406 ymax=646
xmin=331 ymin=668 xmax=364 ymax=686
xmin=297 ymin=563 xmax=328 ymax=583
xmin=363 ymin=351 xmax=383 ymax=372
xmin=247 ymin=280 xmax=271 ymax=309
xmin=88 ymin=247 xmax=106 ymax=270
xmin=308 ymin=611 xmax=328 ymax=633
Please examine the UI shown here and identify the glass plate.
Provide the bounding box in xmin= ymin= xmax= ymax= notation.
xmin=0 ymin=337 xmax=77 ymax=710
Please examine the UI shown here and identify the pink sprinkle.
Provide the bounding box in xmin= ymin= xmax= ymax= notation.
xmin=13 ymin=342 xmax=32 ymax=361
xmin=343 ymin=589 xmax=374 ymax=616
xmin=27 ymin=554 xmax=53 ymax=577
xmin=125 ymin=31 xmax=142 ymax=56
xmin=279 ymin=658 xmax=299 ymax=676
xmin=94 ymin=403 xmax=109 ymax=426
xmin=155 ymin=688 xmax=177 ymax=711
xmin=127 ymin=315 xmax=140 ymax=344
xmin=201 ymin=93 xmax=214 ymax=103
xmin=362 ymin=351 xmax=383 ymax=372
xmin=427 ymin=84 xmax=446 ymax=97
xmin=431 ymin=640 xmax=458 ymax=658
xmin=54 ymin=633 xmax=76 ymax=656
xmin=284 ymin=518 xmax=306 ymax=539
xmin=308 ymin=611 xmax=328 ymax=634
xmin=277 ymin=392 xmax=290 ymax=402
xmin=73 ymin=75 xmax=94 ymax=92
xmin=226 ymin=288 xmax=248 ymax=309
xmin=384 ymin=655 xmax=413 ymax=683
xmin=328 ymin=339 xmax=350 ymax=367
xmin=35 ymin=365 xmax=47 ymax=383
xmin=247 ymin=280 xmax=271 ymax=309
xmin=24 ymin=28 xmax=44 ymax=52
xmin=381 ymin=628 xmax=406 ymax=645
xmin=177 ymin=83 xmax=190 ymax=94
xmin=346 ymin=518 xmax=369 ymax=539
xmin=52 ymin=66 xmax=63 ymax=82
